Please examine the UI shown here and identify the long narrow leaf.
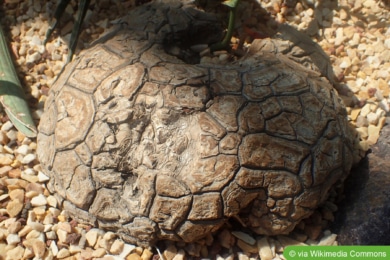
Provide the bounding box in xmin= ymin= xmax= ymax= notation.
xmin=0 ymin=25 xmax=37 ymax=138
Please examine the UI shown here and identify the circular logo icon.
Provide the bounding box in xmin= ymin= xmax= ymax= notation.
xmin=289 ymin=250 xmax=297 ymax=258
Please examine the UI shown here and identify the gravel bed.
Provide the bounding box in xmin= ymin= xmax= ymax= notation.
xmin=0 ymin=0 xmax=389 ymax=259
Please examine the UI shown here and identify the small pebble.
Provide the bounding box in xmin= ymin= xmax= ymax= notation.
xmin=1 ymin=121 xmax=14 ymax=131
xmin=37 ymin=171 xmax=50 ymax=182
xmin=21 ymin=154 xmax=36 ymax=164
xmin=110 ymin=239 xmax=124 ymax=255
xmin=119 ymin=243 xmax=136 ymax=259
xmin=86 ymin=228 xmax=103 ymax=247
xmin=258 ymin=237 xmax=274 ymax=260
xmin=231 ymin=231 xmax=256 ymax=246
xmin=32 ymin=239 xmax=46 ymax=258
xmin=6 ymin=233 xmax=21 ymax=245
xmin=92 ymin=248 xmax=107 ymax=258
xmin=6 ymin=200 xmax=24 ymax=217
xmin=318 ymin=233 xmax=338 ymax=245
xmin=56 ymin=248 xmax=71 ymax=259
xmin=30 ymin=193 xmax=47 ymax=206
xmin=6 ymin=245 xmax=24 ymax=260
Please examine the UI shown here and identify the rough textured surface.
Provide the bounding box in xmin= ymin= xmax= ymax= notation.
xmin=332 ymin=116 xmax=390 ymax=245
xmin=37 ymin=1 xmax=354 ymax=246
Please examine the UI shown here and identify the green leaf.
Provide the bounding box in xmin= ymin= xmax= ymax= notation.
xmin=0 ymin=26 xmax=37 ymax=138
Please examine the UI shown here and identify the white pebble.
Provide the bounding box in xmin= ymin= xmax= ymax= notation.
xmin=360 ymin=103 xmax=371 ymax=117
xmin=366 ymin=112 xmax=379 ymax=125
xmin=26 ymin=52 xmax=41 ymax=64
xmin=57 ymin=229 xmax=68 ymax=244
xmin=24 ymin=168 xmax=35 ymax=175
xmin=28 ymin=221 xmax=45 ymax=232
xmin=119 ymin=244 xmax=136 ymax=259
xmin=365 ymin=56 xmax=381 ymax=69
xmin=30 ymin=194 xmax=47 ymax=207
xmin=318 ymin=233 xmax=338 ymax=245
xmin=334 ymin=27 xmax=345 ymax=46
xmin=46 ymin=195 xmax=58 ymax=208
xmin=30 ymin=35 xmax=42 ymax=46
xmin=258 ymin=237 xmax=274 ymax=260
xmin=38 ymin=171 xmax=50 ymax=182
xmin=56 ymin=248 xmax=71 ymax=259
xmin=379 ymin=99 xmax=390 ymax=112
xmin=1 ymin=121 xmax=14 ymax=131
xmin=7 ymin=233 xmax=21 ymax=245
xmin=69 ymin=245 xmax=82 ymax=254
xmin=22 ymin=153 xmax=36 ymax=164
xmin=6 ymin=130 xmax=17 ymax=142
xmin=376 ymin=108 xmax=386 ymax=118
xmin=339 ymin=59 xmax=351 ymax=69
xmin=16 ymin=144 xmax=31 ymax=155
xmin=349 ymin=33 xmax=360 ymax=47
xmin=50 ymin=241 xmax=59 ymax=256
xmin=46 ymin=231 xmax=57 ymax=240
xmin=44 ymin=223 xmax=53 ymax=232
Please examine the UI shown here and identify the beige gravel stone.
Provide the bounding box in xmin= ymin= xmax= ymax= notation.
xmin=0 ymin=155 xmax=14 ymax=165
xmin=276 ymin=235 xmax=307 ymax=248
xmin=57 ymin=248 xmax=71 ymax=259
xmin=0 ymin=165 xmax=12 ymax=176
xmin=349 ymin=108 xmax=361 ymax=121
xmin=30 ymin=194 xmax=47 ymax=207
xmin=6 ymin=245 xmax=24 ymax=260
xmin=110 ymin=239 xmax=124 ymax=255
xmin=57 ymin=221 xmax=72 ymax=233
xmin=127 ymin=253 xmax=142 ymax=260
xmin=32 ymin=239 xmax=46 ymax=258
xmin=141 ymin=248 xmax=153 ymax=260
xmin=8 ymin=220 xmax=22 ymax=234
xmin=172 ymin=249 xmax=186 ymax=260
xmin=46 ymin=195 xmax=58 ymax=207
xmin=0 ymin=194 xmax=9 ymax=201
xmin=237 ymin=252 xmax=250 ymax=260
xmin=6 ymin=233 xmax=21 ymax=245
xmin=119 ymin=243 xmax=136 ymax=259
xmin=92 ymin=248 xmax=107 ymax=258
xmin=18 ymin=225 xmax=32 ymax=237
xmin=231 ymin=231 xmax=256 ymax=245
xmin=6 ymin=199 xmax=24 ymax=217
xmin=37 ymin=171 xmax=50 ymax=182
xmin=257 ymin=237 xmax=273 ymax=260
xmin=26 ymin=229 xmax=41 ymax=240
xmin=46 ymin=230 xmax=57 ymax=240
xmin=86 ymin=228 xmax=103 ymax=247
xmin=318 ymin=233 xmax=338 ymax=245
xmin=28 ymin=221 xmax=45 ymax=232
xmin=57 ymin=228 xmax=69 ymax=244
xmin=237 ymin=239 xmax=258 ymax=254
xmin=20 ymin=171 xmax=39 ymax=183
xmin=50 ymin=241 xmax=59 ymax=256
xmin=23 ymin=247 xmax=35 ymax=259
